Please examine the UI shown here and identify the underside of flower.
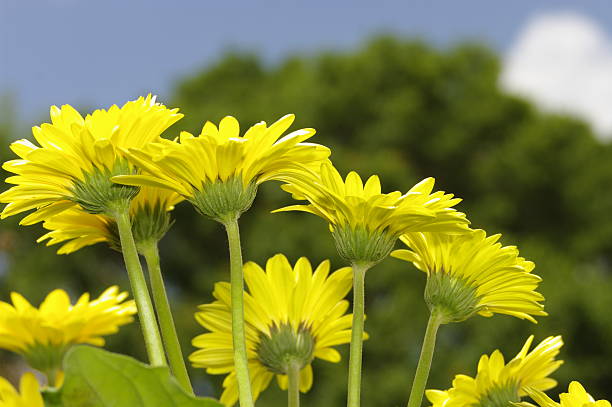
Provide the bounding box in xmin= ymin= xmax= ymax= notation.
xmin=256 ymin=323 xmax=316 ymax=375
xmin=331 ymin=224 xmax=397 ymax=266
xmin=130 ymin=201 xmax=175 ymax=251
xmin=393 ymin=230 xmax=546 ymax=323
xmin=22 ymin=342 xmax=70 ymax=385
xmin=70 ymin=159 xmax=138 ymax=215
xmin=478 ymin=382 xmax=520 ymax=407
xmin=190 ymin=177 xmax=258 ymax=223
xmin=425 ymin=271 xmax=480 ymax=323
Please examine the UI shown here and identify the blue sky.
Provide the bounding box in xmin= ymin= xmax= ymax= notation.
xmin=1 ymin=0 xmax=612 ymax=125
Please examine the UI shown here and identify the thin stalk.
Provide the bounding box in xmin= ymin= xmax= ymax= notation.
xmin=406 ymin=310 xmax=443 ymax=407
xmin=223 ymin=217 xmax=254 ymax=407
xmin=141 ymin=241 xmax=193 ymax=394
xmin=347 ymin=262 xmax=371 ymax=407
xmin=110 ymin=202 xmax=166 ymax=366
xmin=287 ymin=361 xmax=301 ymax=407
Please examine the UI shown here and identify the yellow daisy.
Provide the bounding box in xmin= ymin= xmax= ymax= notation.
xmin=0 ymin=373 xmax=43 ymax=407
xmin=0 ymin=286 xmax=136 ymax=384
xmin=113 ymin=114 xmax=330 ymax=223
xmin=190 ymin=254 xmax=356 ymax=406
xmin=0 ymin=95 xmax=182 ymax=221
xmin=37 ymin=187 xmax=183 ymax=254
xmin=391 ymin=230 xmax=546 ymax=323
xmin=426 ymin=335 xmax=564 ymax=407
xmin=520 ymin=381 xmax=610 ymax=407
xmin=275 ymin=162 xmax=469 ymax=265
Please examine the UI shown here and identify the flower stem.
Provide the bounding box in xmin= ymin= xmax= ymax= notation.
xmin=141 ymin=241 xmax=193 ymax=394
xmin=287 ymin=362 xmax=301 ymax=407
xmin=111 ymin=201 xmax=166 ymax=366
xmin=406 ymin=310 xmax=443 ymax=407
xmin=347 ymin=262 xmax=371 ymax=407
xmin=223 ymin=217 xmax=254 ymax=407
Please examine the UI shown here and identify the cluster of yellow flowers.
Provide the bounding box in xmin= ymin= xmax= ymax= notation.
xmin=0 ymin=96 xmax=607 ymax=407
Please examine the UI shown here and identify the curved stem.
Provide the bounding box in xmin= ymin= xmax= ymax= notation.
xmin=406 ymin=310 xmax=443 ymax=407
xmin=223 ymin=217 xmax=254 ymax=407
xmin=111 ymin=202 xmax=166 ymax=366
xmin=287 ymin=362 xmax=301 ymax=407
xmin=347 ymin=263 xmax=370 ymax=407
xmin=141 ymin=241 xmax=193 ymax=394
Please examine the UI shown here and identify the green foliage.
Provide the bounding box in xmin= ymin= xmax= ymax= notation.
xmin=54 ymin=346 xmax=223 ymax=407
xmin=1 ymin=36 xmax=611 ymax=404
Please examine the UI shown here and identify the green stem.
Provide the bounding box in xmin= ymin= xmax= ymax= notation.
xmin=287 ymin=362 xmax=301 ymax=407
xmin=141 ymin=241 xmax=193 ymax=394
xmin=223 ymin=217 xmax=254 ymax=407
xmin=347 ymin=262 xmax=371 ymax=407
xmin=111 ymin=202 xmax=166 ymax=366
xmin=406 ymin=310 xmax=443 ymax=407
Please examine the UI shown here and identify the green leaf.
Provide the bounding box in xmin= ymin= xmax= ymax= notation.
xmin=58 ymin=346 xmax=224 ymax=407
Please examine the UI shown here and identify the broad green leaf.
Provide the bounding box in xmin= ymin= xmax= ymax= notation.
xmin=59 ymin=346 xmax=224 ymax=407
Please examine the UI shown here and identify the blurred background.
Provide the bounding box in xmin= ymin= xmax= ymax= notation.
xmin=1 ymin=0 xmax=612 ymax=404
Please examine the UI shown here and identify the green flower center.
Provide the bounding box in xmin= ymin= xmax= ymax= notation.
xmin=478 ymin=382 xmax=521 ymax=407
xmin=70 ymin=159 xmax=138 ymax=215
xmin=256 ymin=323 xmax=315 ymax=375
xmin=425 ymin=271 xmax=480 ymax=323
xmin=189 ymin=176 xmax=258 ymax=223
xmin=331 ymin=225 xmax=397 ymax=265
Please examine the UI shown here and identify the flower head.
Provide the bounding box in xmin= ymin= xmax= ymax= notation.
xmin=275 ymin=162 xmax=469 ymax=264
xmin=426 ymin=335 xmax=563 ymax=407
xmin=37 ymin=187 xmax=183 ymax=254
xmin=0 ymin=373 xmax=43 ymax=407
xmin=0 ymin=286 xmax=136 ymax=379
xmin=190 ymin=254 xmax=357 ymax=406
xmin=113 ymin=114 xmax=330 ymax=222
xmin=519 ymin=381 xmax=610 ymax=407
xmin=392 ymin=230 xmax=546 ymax=323
xmin=0 ymin=95 xmax=182 ymax=220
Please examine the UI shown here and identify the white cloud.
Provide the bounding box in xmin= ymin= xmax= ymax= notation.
xmin=501 ymin=11 xmax=612 ymax=140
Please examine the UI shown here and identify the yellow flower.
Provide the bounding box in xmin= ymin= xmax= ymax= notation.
xmin=426 ymin=335 xmax=563 ymax=407
xmin=0 ymin=373 xmax=43 ymax=407
xmin=113 ymin=114 xmax=330 ymax=222
xmin=0 ymin=95 xmax=182 ymax=221
xmin=391 ymin=230 xmax=546 ymax=323
xmin=520 ymin=381 xmax=610 ymax=407
xmin=275 ymin=162 xmax=469 ymax=264
xmin=190 ymin=254 xmax=356 ymax=406
xmin=37 ymin=187 xmax=183 ymax=254
xmin=0 ymin=286 xmax=136 ymax=380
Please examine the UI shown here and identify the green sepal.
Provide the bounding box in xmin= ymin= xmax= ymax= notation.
xmin=256 ymin=323 xmax=315 ymax=375
xmin=189 ymin=176 xmax=258 ymax=223
xmin=425 ymin=271 xmax=480 ymax=323
xmin=56 ymin=346 xmax=223 ymax=407
xmin=331 ymin=224 xmax=396 ymax=266
xmin=70 ymin=159 xmax=139 ymax=215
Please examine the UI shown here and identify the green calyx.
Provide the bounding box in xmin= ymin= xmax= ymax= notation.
xmin=256 ymin=323 xmax=315 ymax=375
xmin=106 ymin=202 xmax=174 ymax=253
xmin=478 ymin=382 xmax=520 ymax=407
xmin=132 ymin=202 xmax=174 ymax=252
xmin=426 ymin=271 xmax=480 ymax=324
xmin=24 ymin=342 xmax=71 ymax=384
xmin=189 ymin=176 xmax=258 ymax=223
xmin=71 ymin=159 xmax=139 ymax=215
xmin=332 ymin=225 xmax=396 ymax=266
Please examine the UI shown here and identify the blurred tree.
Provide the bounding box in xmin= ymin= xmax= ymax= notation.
xmin=1 ymin=36 xmax=611 ymax=404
